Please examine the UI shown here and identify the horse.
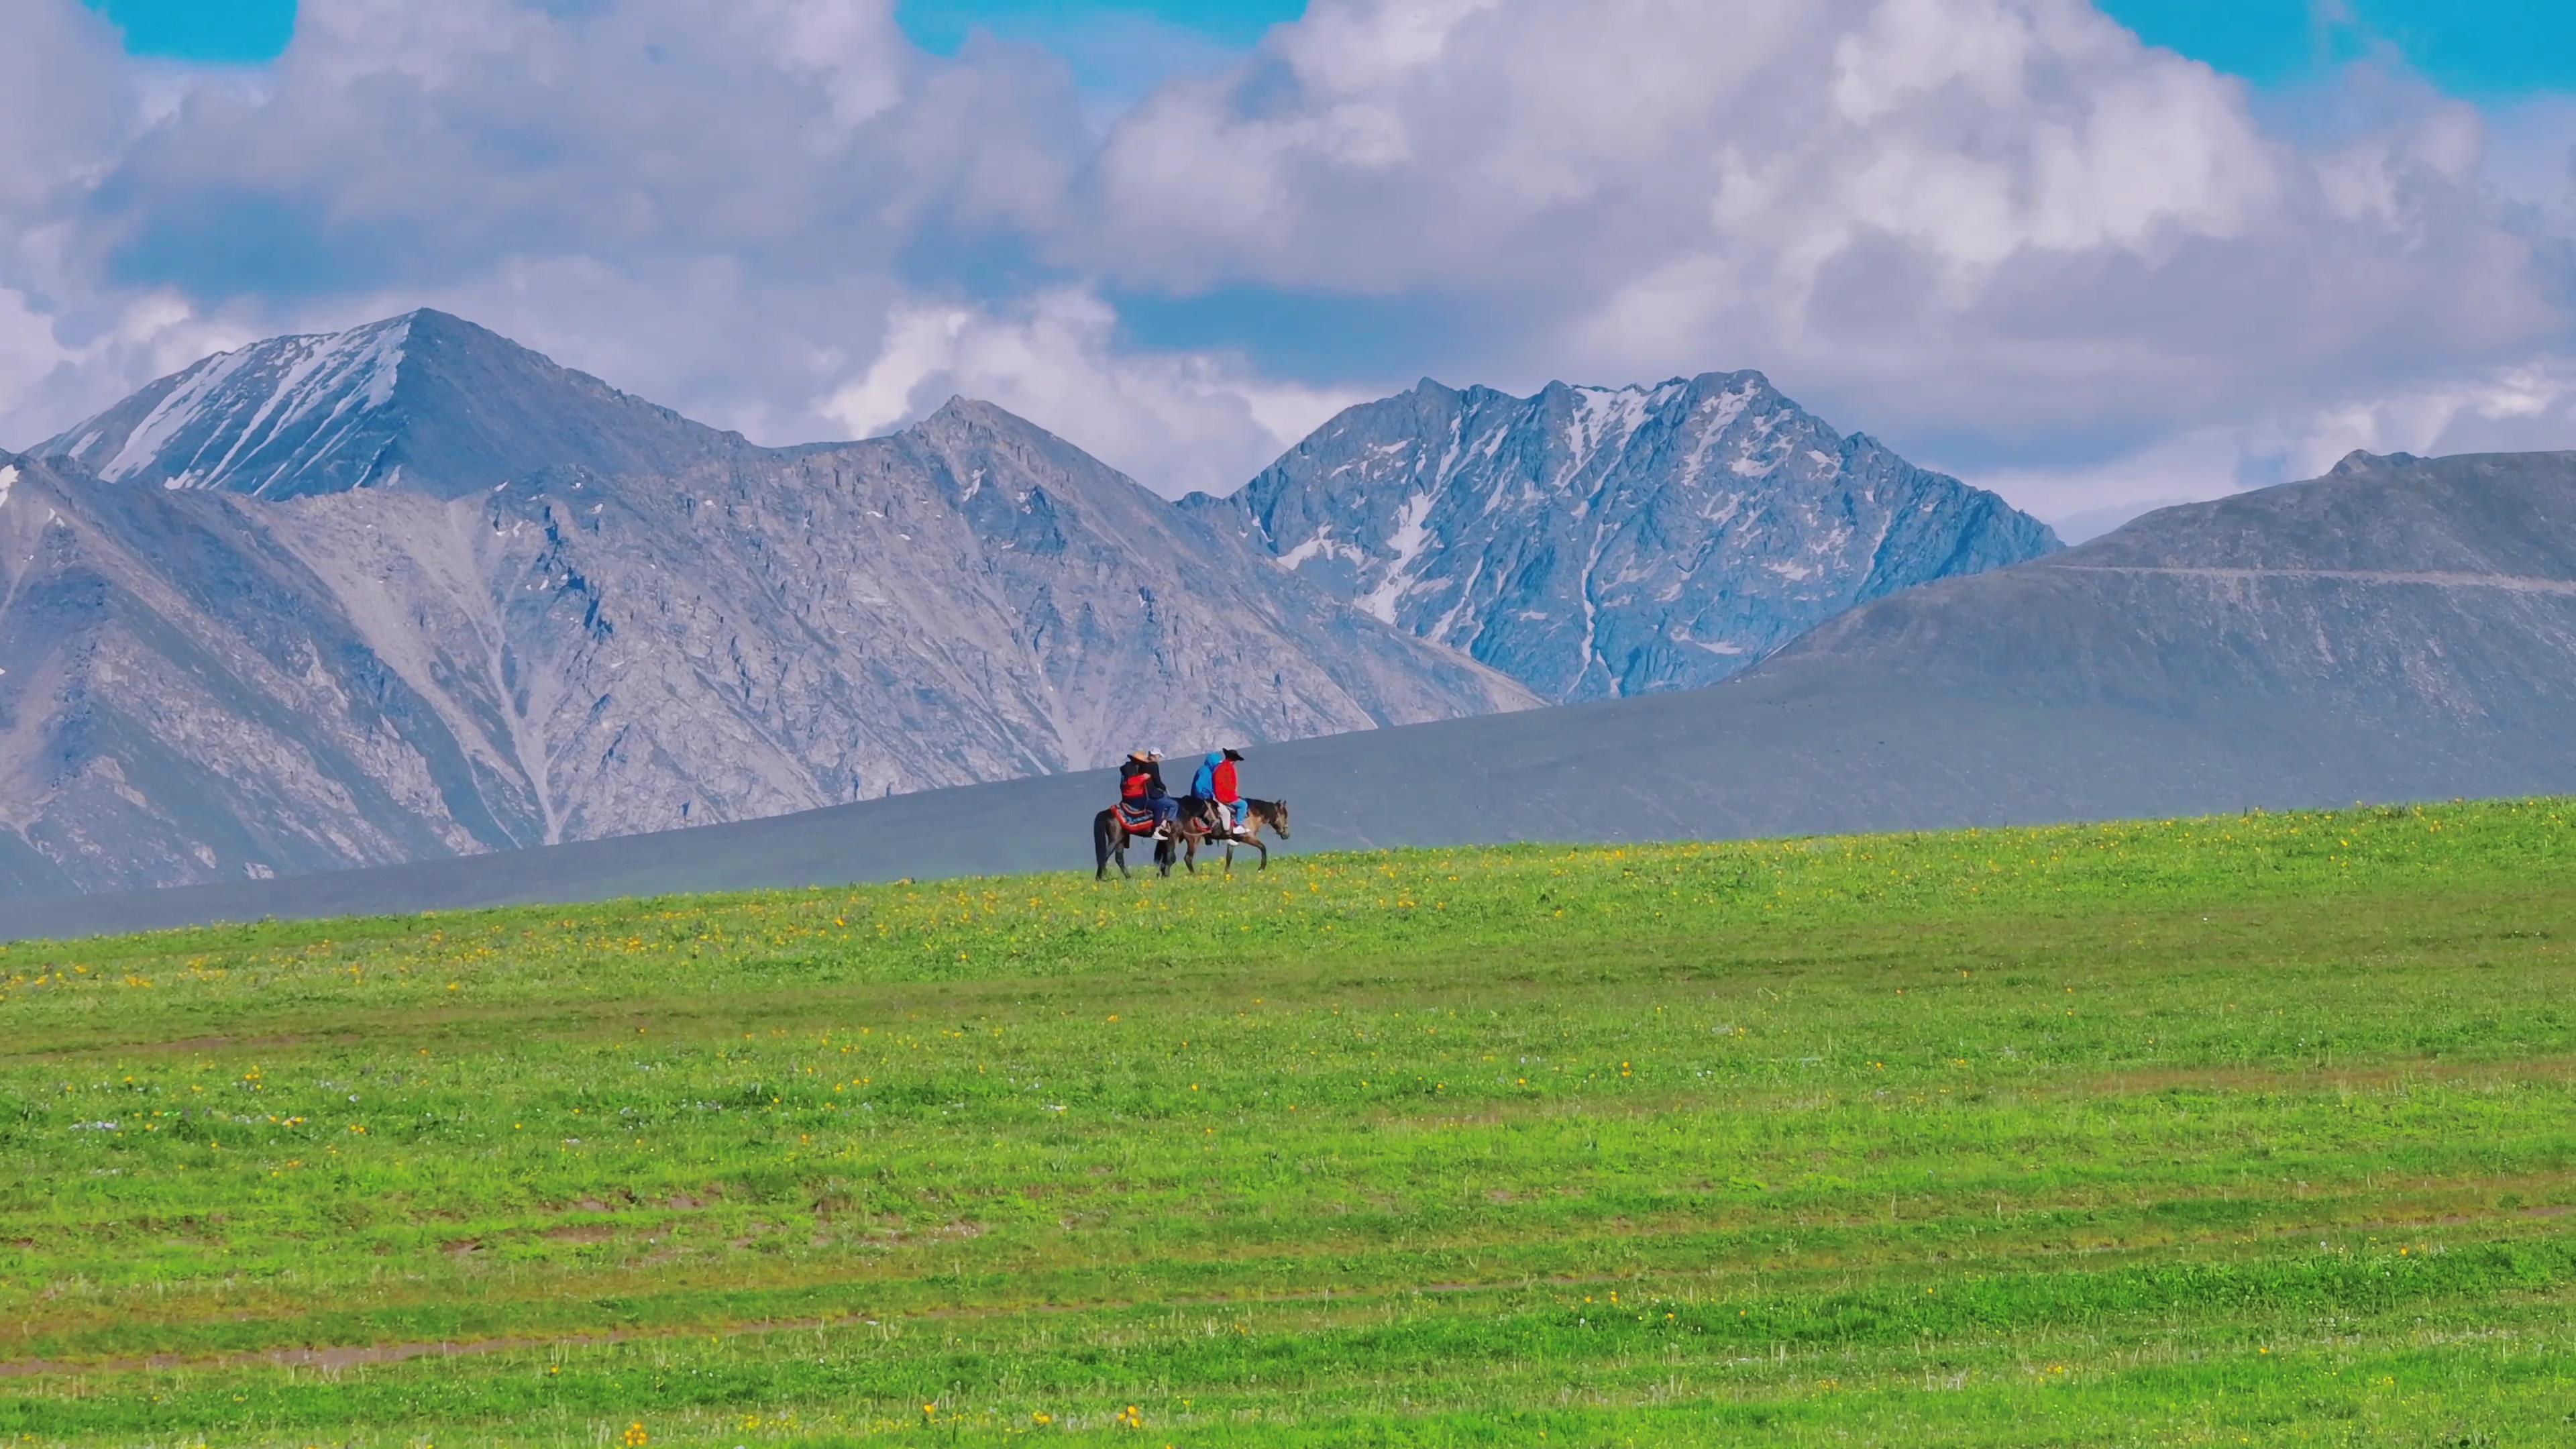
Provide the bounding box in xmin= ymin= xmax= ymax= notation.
xmin=1093 ymin=803 xmax=1180 ymax=880
xmin=1179 ymin=797 xmax=1291 ymax=874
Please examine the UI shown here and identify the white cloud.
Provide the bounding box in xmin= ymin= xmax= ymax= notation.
xmin=0 ymin=291 xmax=70 ymax=430
xmin=1971 ymin=357 xmax=2576 ymax=539
xmin=0 ymin=0 xmax=2569 ymax=518
xmin=0 ymin=1 xmax=129 ymax=212
xmin=821 ymin=289 xmax=1360 ymax=496
xmin=2483 ymin=93 xmax=2576 ymax=227
xmin=0 ymin=286 xmax=261 ymax=447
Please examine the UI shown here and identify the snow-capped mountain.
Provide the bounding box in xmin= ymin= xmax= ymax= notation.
xmin=37 ymin=309 xmax=741 ymax=499
xmin=2 ymin=318 xmax=1532 ymax=899
xmin=1187 ymin=374 xmax=2061 ymax=702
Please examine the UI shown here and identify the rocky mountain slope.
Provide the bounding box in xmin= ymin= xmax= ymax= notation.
xmin=1185 ymin=373 xmax=2060 ymax=701
xmin=22 ymin=449 xmax=2563 ymax=937
xmin=0 ymin=315 xmax=1532 ymax=898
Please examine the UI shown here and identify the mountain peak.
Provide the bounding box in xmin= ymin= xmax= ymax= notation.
xmin=909 ymin=396 xmax=1084 ymax=456
xmin=1455 ymin=370 xmax=1786 ymax=414
xmin=387 ymin=307 xmax=519 ymax=350
xmin=921 ymin=394 xmax=1009 ymax=427
xmin=2330 ymin=448 xmax=2422 ymax=478
xmin=36 ymin=309 xmax=739 ymax=500
xmin=1214 ymin=368 xmax=2059 ymax=702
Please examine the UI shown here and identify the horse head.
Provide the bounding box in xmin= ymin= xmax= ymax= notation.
xmin=1267 ymin=798 xmax=1289 ymax=839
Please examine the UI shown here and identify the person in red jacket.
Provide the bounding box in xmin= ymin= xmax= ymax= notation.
xmin=1192 ymin=747 xmax=1247 ymax=834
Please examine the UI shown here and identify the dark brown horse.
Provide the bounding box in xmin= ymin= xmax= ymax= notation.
xmin=1179 ymin=797 xmax=1290 ymax=873
xmin=1093 ymin=804 xmax=1179 ymax=880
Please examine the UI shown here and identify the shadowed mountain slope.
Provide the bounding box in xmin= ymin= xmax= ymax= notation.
xmin=17 ymin=449 xmax=2571 ymax=941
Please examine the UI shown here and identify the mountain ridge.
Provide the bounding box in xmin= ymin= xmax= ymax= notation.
xmin=1183 ymin=368 xmax=2059 ymax=701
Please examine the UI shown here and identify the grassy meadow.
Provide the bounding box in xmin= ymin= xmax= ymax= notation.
xmin=3 ymin=799 xmax=2575 ymax=1446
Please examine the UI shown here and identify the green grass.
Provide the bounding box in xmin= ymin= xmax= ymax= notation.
xmin=4 ymin=798 xmax=2575 ymax=1446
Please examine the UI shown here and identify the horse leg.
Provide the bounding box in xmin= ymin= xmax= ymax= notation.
xmin=1098 ymin=814 xmax=1138 ymax=881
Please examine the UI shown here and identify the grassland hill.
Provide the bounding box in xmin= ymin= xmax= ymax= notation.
xmin=5 ymin=802 xmax=2573 ymax=1443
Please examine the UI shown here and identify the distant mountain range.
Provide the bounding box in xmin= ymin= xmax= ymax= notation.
xmin=0 ymin=312 xmax=1546 ymax=898
xmin=1185 ymin=373 xmax=2059 ymax=700
xmin=3 ymin=311 xmax=2050 ymax=900
xmin=17 ymin=448 xmax=2567 ymax=941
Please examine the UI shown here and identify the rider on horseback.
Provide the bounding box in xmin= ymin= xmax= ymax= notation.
xmin=1191 ymin=748 xmax=1248 ymax=834
xmin=1119 ymin=749 xmax=1180 ymax=839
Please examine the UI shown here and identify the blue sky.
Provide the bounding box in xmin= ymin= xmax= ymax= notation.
xmin=83 ymin=0 xmax=294 ymax=63
xmin=83 ymin=0 xmax=2576 ymax=97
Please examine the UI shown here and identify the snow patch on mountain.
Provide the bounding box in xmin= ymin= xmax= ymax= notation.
xmin=95 ymin=316 xmax=414 ymax=492
xmin=97 ymin=349 xmax=256 ymax=482
xmin=1362 ymin=492 xmax=1436 ymax=623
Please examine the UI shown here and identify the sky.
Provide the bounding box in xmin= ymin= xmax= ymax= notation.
xmin=12 ymin=1 xmax=2574 ymax=534
xmin=83 ymin=1 xmax=2576 ymax=93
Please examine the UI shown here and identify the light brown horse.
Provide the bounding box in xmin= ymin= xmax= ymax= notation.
xmin=1179 ymin=797 xmax=1290 ymax=873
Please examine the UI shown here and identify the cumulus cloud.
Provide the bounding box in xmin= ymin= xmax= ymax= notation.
xmin=68 ymin=0 xmax=1067 ymax=299
xmin=1972 ymin=360 xmax=2576 ymax=540
xmin=0 ymin=0 xmax=2569 ymax=519
xmin=0 ymin=1 xmax=131 ymax=213
xmin=1085 ymin=0 xmax=2570 ymax=484
xmin=821 ymin=288 xmax=1360 ymax=496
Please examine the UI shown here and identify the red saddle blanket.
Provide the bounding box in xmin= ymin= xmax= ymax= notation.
xmin=1114 ymin=803 xmax=1158 ymax=835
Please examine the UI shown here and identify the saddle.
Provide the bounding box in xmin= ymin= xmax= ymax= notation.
xmin=1114 ymin=802 xmax=1158 ymax=835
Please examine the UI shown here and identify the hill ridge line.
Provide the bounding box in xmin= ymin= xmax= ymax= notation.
xmin=2044 ymin=564 xmax=2576 ymax=594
